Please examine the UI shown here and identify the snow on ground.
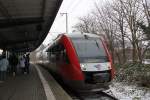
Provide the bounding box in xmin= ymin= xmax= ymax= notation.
xmin=110 ymin=82 xmax=150 ymax=100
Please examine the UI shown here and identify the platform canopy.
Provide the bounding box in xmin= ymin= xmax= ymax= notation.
xmin=0 ymin=0 xmax=63 ymax=52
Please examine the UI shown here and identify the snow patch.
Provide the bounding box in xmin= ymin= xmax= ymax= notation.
xmin=110 ymin=82 xmax=150 ymax=100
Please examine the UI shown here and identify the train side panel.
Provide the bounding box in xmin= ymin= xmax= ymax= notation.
xmin=59 ymin=35 xmax=84 ymax=80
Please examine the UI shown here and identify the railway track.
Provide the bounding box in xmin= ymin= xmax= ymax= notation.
xmin=96 ymin=90 xmax=118 ymax=100
xmin=69 ymin=90 xmax=118 ymax=100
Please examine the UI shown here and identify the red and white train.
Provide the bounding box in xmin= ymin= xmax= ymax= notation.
xmin=42 ymin=33 xmax=115 ymax=91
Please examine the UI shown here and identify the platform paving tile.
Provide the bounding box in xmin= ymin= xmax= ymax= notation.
xmin=0 ymin=65 xmax=47 ymax=100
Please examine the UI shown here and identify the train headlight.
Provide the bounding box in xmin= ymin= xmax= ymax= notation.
xmin=80 ymin=64 xmax=86 ymax=71
xmin=108 ymin=63 xmax=112 ymax=70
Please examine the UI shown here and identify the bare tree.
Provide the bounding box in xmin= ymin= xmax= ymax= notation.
xmin=93 ymin=3 xmax=121 ymax=64
xmin=142 ymin=0 xmax=150 ymax=24
xmin=74 ymin=15 xmax=98 ymax=34
xmin=115 ymin=0 xmax=146 ymax=62
xmin=106 ymin=0 xmax=129 ymax=63
xmin=137 ymin=0 xmax=150 ymax=62
xmin=74 ymin=0 xmax=150 ymax=64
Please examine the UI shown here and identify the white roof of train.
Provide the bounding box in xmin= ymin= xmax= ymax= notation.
xmin=45 ymin=33 xmax=102 ymax=52
xmin=66 ymin=32 xmax=100 ymax=38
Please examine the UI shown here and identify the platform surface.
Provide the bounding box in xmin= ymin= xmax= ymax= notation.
xmin=0 ymin=64 xmax=72 ymax=100
xmin=0 ymin=65 xmax=46 ymax=100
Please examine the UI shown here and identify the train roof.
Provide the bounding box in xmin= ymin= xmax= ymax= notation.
xmin=65 ymin=33 xmax=100 ymax=39
xmin=52 ymin=33 xmax=101 ymax=43
xmin=45 ymin=33 xmax=102 ymax=52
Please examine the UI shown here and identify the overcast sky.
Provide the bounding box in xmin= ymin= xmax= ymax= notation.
xmin=43 ymin=0 xmax=102 ymax=45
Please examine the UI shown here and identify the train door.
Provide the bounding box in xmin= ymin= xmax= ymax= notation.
xmin=47 ymin=44 xmax=60 ymax=72
xmin=56 ymin=43 xmax=71 ymax=79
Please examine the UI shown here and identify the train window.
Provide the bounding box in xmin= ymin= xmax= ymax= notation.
xmin=63 ymin=50 xmax=70 ymax=64
xmin=58 ymin=44 xmax=70 ymax=64
xmin=48 ymin=44 xmax=60 ymax=62
xmin=72 ymin=38 xmax=109 ymax=63
xmin=47 ymin=42 xmax=70 ymax=64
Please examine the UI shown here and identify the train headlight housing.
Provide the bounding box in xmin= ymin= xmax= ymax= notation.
xmin=108 ymin=63 xmax=112 ymax=70
xmin=80 ymin=64 xmax=86 ymax=71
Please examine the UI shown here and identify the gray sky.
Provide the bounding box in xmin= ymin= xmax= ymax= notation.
xmin=43 ymin=0 xmax=101 ymax=45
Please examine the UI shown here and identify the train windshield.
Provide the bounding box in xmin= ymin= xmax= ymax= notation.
xmin=72 ymin=38 xmax=109 ymax=63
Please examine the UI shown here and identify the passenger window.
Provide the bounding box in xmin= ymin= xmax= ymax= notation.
xmin=59 ymin=45 xmax=70 ymax=64
xmin=50 ymin=53 xmax=56 ymax=62
xmin=48 ymin=43 xmax=70 ymax=64
xmin=63 ymin=50 xmax=69 ymax=64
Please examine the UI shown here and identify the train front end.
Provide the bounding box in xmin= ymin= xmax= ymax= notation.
xmin=70 ymin=34 xmax=115 ymax=91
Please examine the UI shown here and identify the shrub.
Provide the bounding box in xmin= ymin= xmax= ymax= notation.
xmin=114 ymin=63 xmax=150 ymax=88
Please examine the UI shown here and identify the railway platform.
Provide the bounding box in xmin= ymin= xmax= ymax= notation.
xmin=0 ymin=64 xmax=72 ymax=100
